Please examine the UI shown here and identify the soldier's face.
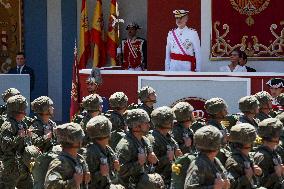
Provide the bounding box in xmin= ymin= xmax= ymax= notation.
xmin=270 ymin=88 xmax=283 ymax=98
xmin=176 ymin=16 xmax=188 ymax=28
xmin=87 ymin=83 xmax=99 ymax=94
xmin=127 ymin=28 xmax=137 ymax=38
xmin=139 ymin=122 xmax=150 ymax=135
xmin=261 ymin=102 xmax=272 ymax=114
xmin=15 ymin=111 xmax=26 ymax=121
xmin=16 ymin=55 xmax=25 ymax=66
xmin=240 ymin=144 xmax=252 ymax=155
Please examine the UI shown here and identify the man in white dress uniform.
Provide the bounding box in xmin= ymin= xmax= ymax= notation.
xmin=165 ymin=10 xmax=201 ymax=72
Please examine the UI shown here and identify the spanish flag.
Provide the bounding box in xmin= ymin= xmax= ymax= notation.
xmin=107 ymin=0 xmax=119 ymax=66
xmin=78 ymin=0 xmax=91 ymax=69
xmin=91 ymin=0 xmax=106 ymax=68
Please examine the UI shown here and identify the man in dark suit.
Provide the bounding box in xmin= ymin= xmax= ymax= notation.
xmin=8 ymin=52 xmax=35 ymax=91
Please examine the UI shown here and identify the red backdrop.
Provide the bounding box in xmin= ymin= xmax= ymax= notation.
xmin=147 ymin=0 xmax=201 ymax=71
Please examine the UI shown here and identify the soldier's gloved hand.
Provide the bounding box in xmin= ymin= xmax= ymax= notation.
xmin=147 ymin=152 xmax=158 ymax=164
xmin=73 ymin=172 xmax=83 ymax=187
xmin=167 ymin=150 xmax=175 ymax=162
xmin=175 ymin=149 xmax=183 ymax=157
xmin=83 ymin=171 xmax=91 ymax=184
xmin=18 ymin=129 xmax=26 ymax=137
xmin=138 ymin=152 xmax=146 ymax=166
xmin=253 ymin=165 xmax=262 ymax=176
xmin=244 ymin=167 xmax=254 ymax=180
xmin=113 ymin=159 xmax=120 ymax=171
xmin=100 ymin=164 xmax=109 ymax=176
xmin=184 ymin=137 xmax=192 ymax=147
xmin=275 ymin=164 xmax=283 ymax=177
xmin=213 ymin=177 xmax=224 ymax=189
xmin=223 ymin=178 xmax=230 ymax=189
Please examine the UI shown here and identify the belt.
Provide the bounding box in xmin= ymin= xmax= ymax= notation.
xmin=170 ymin=53 xmax=196 ymax=71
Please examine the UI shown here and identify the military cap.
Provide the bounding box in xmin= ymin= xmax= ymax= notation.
xmin=229 ymin=123 xmax=257 ymax=144
xmin=86 ymin=115 xmax=112 ymax=139
xmin=6 ymin=95 xmax=28 ymax=115
xmin=56 ymin=122 xmax=85 ymax=145
xmin=194 ymin=126 xmax=222 ymax=151
xmin=137 ymin=173 xmax=165 ymax=189
xmin=238 ymin=95 xmax=259 ymax=113
xmin=173 ymin=10 xmax=189 ymax=18
xmin=266 ymin=78 xmax=284 ymax=88
xmin=82 ymin=94 xmax=103 ymax=111
xmin=151 ymin=106 xmax=175 ymax=128
xmin=86 ymin=67 xmax=102 ymax=85
xmin=109 ymin=92 xmax=128 ymax=108
xmin=126 ymin=22 xmax=141 ymax=30
xmin=277 ymin=93 xmax=284 ymax=106
xmin=258 ymin=118 xmax=283 ymax=139
xmin=204 ymin=97 xmax=227 ymax=115
xmin=254 ymin=91 xmax=272 ymax=108
xmin=172 ymin=102 xmax=194 ymax=122
xmin=125 ymin=109 xmax=150 ymax=129
xmin=138 ymin=86 xmax=156 ymax=102
xmin=2 ymin=88 xmax=21 ymax=102
xmin=31 ymin=96 xmax=53 ymax=114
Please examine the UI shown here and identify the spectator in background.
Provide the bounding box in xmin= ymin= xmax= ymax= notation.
xmin=239 ymin=51 xmax=256 ymax=72
xmin=219 ymin=50 xmax=247 ymax=72
xmin=8 ymin=52 xmax=35 ymax=91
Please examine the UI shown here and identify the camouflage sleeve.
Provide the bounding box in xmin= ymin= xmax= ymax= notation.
xmin=148 ymin=136 xmax=170 ymax=169
xmin=0 ymin=124 xmax=24 ymax=153
xmin=44 ymin=159 xmax=77 ymax=189
xmin=254 ymin=152 xmax=279 ymax=188
xmin=30 ymin=122 xmax=46 ymax=148
xmin=115 ymin=141 xmax=143 ymax=179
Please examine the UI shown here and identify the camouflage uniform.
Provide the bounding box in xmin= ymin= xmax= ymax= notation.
xmin=44 ymin=122 xmax=89 ymax=189
xmin=184 ymin=126 xmax=228 ymax=189
xmin=172 ymin=102 xmax=195 ymax=154
xmin=238 ymin=95 xmax=260 ymax=129
xmin=253 ymin=118 xmax=284 ymax=188
xmin=276 ymin=113 xmax=284 ymax=162
xmin=254 ymin=91 xmax=273 ymax=121
xmin=225 ymin=123 xmax=260 ymax=189
xmin=147 ymin=106 xmax=180 ymax=187
xmin=30 ymin=96 xmax=57 ymax=152
xmin=115 ymin=109 xmax=154 ymax=188
xmin=85 ymin=115 xmax=120 ymax=188
xmin=106 ymin=92 xmax=128 ymax=149
xmin=0 ymin=95 xmax=33 ymax=189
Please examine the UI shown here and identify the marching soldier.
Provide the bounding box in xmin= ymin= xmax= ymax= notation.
xmin=30 ymin=96 xmax=57 ymax=153
xmin=184 ymin=126 xmax=230 ymax=189
xmin=85 ymin=115 xmax=121 ymax=188
xmin=253 ymin=118 xmax=284 ymax=188
xmin=44 ymin=122 xmax=90 ymax=188
xmin=137 ymin=86 xmax=157 ymax=119
xmin=254 ymin=91 xmax=273 ymax=121
xmin=115 ymin=109 xmax=159 ymax=188
xmin=0 ymin=95 xmax=34 ymax=188
xmin=165 ymin=10 xmax=201 ymax=72
xmin=0 ymin=88 xmax=20 ymax=115
xmin=147 ymin=106 xmax=182 ymax=187
xmin=117 ymin=22 xmax=147 ymax=71
xmin=105 ymin=92 xmax=128 ymax=149
xmin=172 ymin=102 xmax=195 ymax=154
xmin=225 ymin=123 xmax=263 ymax=189
xmin=238 ymin=95 xmax=260 ymax=128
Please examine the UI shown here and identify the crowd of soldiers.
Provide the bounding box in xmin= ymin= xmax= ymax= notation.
xmin=0 ymin=75 xmax=284 ymax=189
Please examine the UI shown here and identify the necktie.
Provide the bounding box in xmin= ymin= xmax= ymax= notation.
xmin=17 ymin=67 xmax=20 ymax=74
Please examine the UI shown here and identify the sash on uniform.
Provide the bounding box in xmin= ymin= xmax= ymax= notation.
xmin=171 ymin=30 xmax=196 ymax=71
xmin=126 ymin=39 xmax=138 ymax=59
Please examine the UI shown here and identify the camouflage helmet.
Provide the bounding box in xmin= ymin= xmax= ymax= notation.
xmin=229 ymin=123 xmax=257 ymax=144
xmin=31 ymin=96 xmax=53 ymax=114
xmin=82 ymin=94 xmax=103 ymax=111
xmin=151 ymin=106 xmax=175 ymax=128
xmin=2 ymin=88 xmax=21 ymax=102
xmin=172 ymin=102 xmax=194 ymax=122
xmin=204 ymin=97 xmax=228 ymax=115
xmin=109 ymin=92 xmax=128 ymax=108
xmin=138 ymin=86 xmax=156 ymax=102
xmin=86 ymin=115 xmax=112 ymax=139
xmin=194 ymin=126 xmax=222 ymax=151
xmin=125 ymin=109 xmax=150 ymax=129
xmin=238 ymin=95 xmax=259 ymax=113
xmin=258 ymin=118 xmax=283 ymax=139
xmin=137 ymin=173 xmax=165 ymax=189
xmin=277 ymin=93 xmax=284 ymax=106
xmin=254 ymin=91 xmax=273 ymax=108
xmin=86 ymin=67 xmax=102 ymax=85
xmin=110 ymin=184 xmax=126 ymax=189
xmin=6 ymin=95 xmax=28 ymax=115
xmin=56 ymin=122 xmax=85 ymax=146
